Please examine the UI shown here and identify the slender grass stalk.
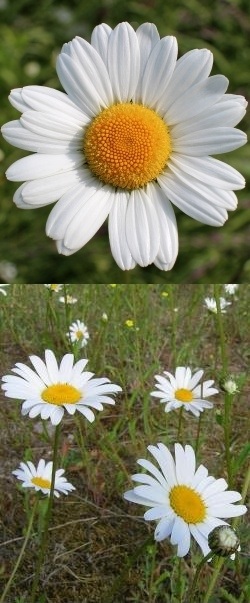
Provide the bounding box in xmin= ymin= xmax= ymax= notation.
xmin=195 ymin=413 xmax=202 ymax=454
xmin=177 ymin=406 xmax=184 ymax=442
xmin=0 ymin=498 xmax=38 ymax=603
xmin=213 ymin=284 xmax=232 ymax=486
xmin=185 ymin=552 xmax=214 ymax=603
xmin=30 ymin=423 xmax=61 ymax=603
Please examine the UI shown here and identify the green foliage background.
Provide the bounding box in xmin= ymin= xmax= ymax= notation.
xmin=0 ymin=0 xmax=249 ymax=283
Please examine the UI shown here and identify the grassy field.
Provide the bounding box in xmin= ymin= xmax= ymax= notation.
xmin=0 ymin=284 xmax=249 ymax=602
xmin=0 ymin=0 xmax=250 ymax=283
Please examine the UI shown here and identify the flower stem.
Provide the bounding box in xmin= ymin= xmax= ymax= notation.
xmin=203 ymin=557 xmax=224 ymax=603
xmin=0 ymin=498 xmax=38 ymax=603
xmin=213 ymin=285 xmax=232 ymax=486
xmin=177 ymin=406 xmax=184 ymax=442
xmin=30 ymin=423 xmax=61 ymax=602
xmin=185 ymin=551 xmax=214 ymax=603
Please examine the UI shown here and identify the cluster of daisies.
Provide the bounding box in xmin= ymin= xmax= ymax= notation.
xmin=204 ymin=283 xmax=239 ymax=314
xmin=1 ymin=23 xmax=247 ymax=271
xmin=1 ymin=350 xmax=246 ymax=559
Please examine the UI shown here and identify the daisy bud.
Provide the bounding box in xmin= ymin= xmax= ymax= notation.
xmin=208 ymin=526 xmax=240 ymax=559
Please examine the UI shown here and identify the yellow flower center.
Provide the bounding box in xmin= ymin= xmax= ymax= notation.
xmin=175 ymin=388 xmax=193 ymax=403
xmin=83 ymin=102 xmax=172 ymax=190
xmin=169 ymin=485 xmax=206 ymax=523
xmin=76 ymin=330 xmax=83 ymax=339
xmin=41 ymin=383 xmax=82 ymax=406
xmin=31 ymin=476 xmax=51 ymax=489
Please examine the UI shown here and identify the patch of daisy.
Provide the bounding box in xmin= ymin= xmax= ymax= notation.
xmin=124 ymin=442 xmax=247 ymax=557
xmin=1 ymin=23 xmax=247 ymax=271
xmin=44 ymin=284 xmax=63 ymax=292
xmin=13 ymin=458 xmax=75 ymax=497
xmin=204 ymin=296 xmax=231 ymax=313
xmin=151 ymin=366 xmax=218 ymax=417
xmin=67 ymin=319 xmax=89 ymax=347
xmin=1 ymin=349 xmax=122 ymax=425
xmin=224 ymin=284 xmax=239 ymax=295
xmin=59 ymin=294 xmax=77 ymax=304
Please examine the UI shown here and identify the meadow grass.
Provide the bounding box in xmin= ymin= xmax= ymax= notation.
xmin=0 ymin=284 xmax=249 ymax=602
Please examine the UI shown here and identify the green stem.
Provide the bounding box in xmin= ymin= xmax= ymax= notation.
xmin=203 ymin=557 xmax=224 ymax=603
xmin=177 ymin=406 xmax=184 ymax=442
xmin=185 ymin=551 xmax=214 ymax=603
xmin=0 ymin=498 xmax=38 ymax=603
xmin=30 ymin=423 xmax=61 ymax=602
xmin=213 ymin=285 xmax=232 ymax=486
xmin=195 ymin=413 xmax=202 ymax=455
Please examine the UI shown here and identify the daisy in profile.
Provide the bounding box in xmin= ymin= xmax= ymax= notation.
xmin=59 ymin=294 xmax=78 ymax=304
xmin=67 ymin=319 xmax=89 ymax=347
xmin=1 ymin=349 xmax=122 ymax=425
xmin=150 ymin=366 xmax=218 ymax=416
xmin=44 ymin=283 xmax=63 ymax=292
xmin=1 ymin=23 xmax=247 ymax=271
xmin=124 ymin=442 xmax=247 ymax=557
xmin=13 ymin=459 xmax=75 ymax=497
xmin=204 ymin=296 xmax=231 ymax=313
xmin=224 ymin=284 xmax=239 ymax=295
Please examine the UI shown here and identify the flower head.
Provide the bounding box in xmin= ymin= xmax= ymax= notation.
xmin=0 ymin=284 xmax=10 ymax=296
xmin=59 ymin=295 xmax=77 ymax=304
xmin=124 ymin=442 xmax=247 ymax=557
xmin=2 ymin=23 xmax=247 ymax=271
xmin=151 ymin=366 xmax=218 ymax=417
xmin=2 ymin=349 xmax=122 ymax=425
xmin=67 ymin=319 xmax=89 ymax=347
xmin=208 ymin=525 xmax=241 ymax=560
xmin=13 ymin=459 xmax=75 ymax=497
xmin=224 ymin=284 xmax=239 ymax=295
xmin=44 ymin=284 xmax=63 ymax=292
xmin=204 ymin=296 xmax=231 ymax=313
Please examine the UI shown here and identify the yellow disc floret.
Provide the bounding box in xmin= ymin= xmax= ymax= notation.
xmin=175 ymin=388 xmax=193 ymax=403
xmin=169 ymin=485 xmax=206 ymax=523
xmin=41 ymin=383 xmax=82 ymax=406
xmin=83 ymin=103 xmax=172 ymax=190
xmin=31 ymin=476 xmax=51 ymax=489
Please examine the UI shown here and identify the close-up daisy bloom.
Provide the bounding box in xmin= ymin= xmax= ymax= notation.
xmin=1 ymin=22 xmax=247 ymax=271
xmin=67 ymin=319 xmax=90 ymax=347
xmin=13 ymin=458 xmax=75 ymax=497
xmin=150 ymin=366 xmax=218 ymax=416
xmin=1 ymin=349 xmax=122 ymax=425
xmin=124 ymin=442 xmax=247 ymax=557
xmin=204 ymin=296 xmax=231 ymax=313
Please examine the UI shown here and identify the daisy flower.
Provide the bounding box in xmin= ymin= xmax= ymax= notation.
xmin=0 ymin=284 xmax=10 ymax=296
xmin=44 ymin=283 xmax=63 ymax=292
xmin=13 ymin=458 xmax=75 ymax=497
xmin=1 ymin=349 xmax=122 ymax=425
xmin=150 ymin=366 xmax=218 ymax=417
xmin=124 ymin=442 xmax=247 ymax=557
xmin=204 ymin=296 xmax=231 ymax=313
xmin=59 ymin=294 xmax=78 ymax=304
xmin=1 ymin=23 xmax=247 ymax=271
xmin=67 ymin=319 xmax=89 ymax=347
xmin=224 ymin=284 xmax=239 ymax=295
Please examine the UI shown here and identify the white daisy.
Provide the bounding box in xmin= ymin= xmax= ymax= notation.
xmin=1 ymin=23 xmax=247 ymax=271
xmin=224 ymin=284 xmax=239 ymax=295
xmin=59 ymin=294 xmax=77 ymax=304
xmin=124 ymin=442 xmax=247 ymax=557
xmin=0 ymin=284 xmax=10 ymax=296
xmin=13 ymin=458 xmax=75 ymax=497
xmin=67 ymin=319 xmax=89 ymax=347
xmin=204 ymin=296 xmax=231 ymax=313
xmin=44 ymin=283 xmax=63 ymax=292
xmin=150 ymin=366 xmax=218 ymax=417
xmin=1 ymin=349 xmax=122 ymax=425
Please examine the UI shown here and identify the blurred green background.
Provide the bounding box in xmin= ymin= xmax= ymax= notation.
xmin=0 ymin=0 xmax=249 ymax=283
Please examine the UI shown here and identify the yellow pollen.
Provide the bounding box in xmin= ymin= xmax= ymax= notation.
xmin=41 ymin=383 xmax=81 ymax=406
xmin=31 ymin=476 xmax=51 ymax=489
xmin=175 ymin=388 xmax=193 ymax=403
xmin=83 ymin=103 xmax=172 ymax=190
xmin=76 ymin=330 xmax=83 ymax=339
xmin=169 ymin=485 xmax=206 ymax=523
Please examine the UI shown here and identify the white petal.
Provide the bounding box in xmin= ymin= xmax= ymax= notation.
xmin=14 ymin=169 xmax=83 ymax=208
xmin=141 ymin=36 xmax=177 ymax=111
xmin=46 ymin=177 xmax=100 ymax=239
xmin=134 ymin=23 xmax=160 ymax=102
xmin=171 ymin=99 xmax=247 ymax=137
xmin=158 ymin=172 xmax=228 ymax=226
xmin=144 ymin=505 xmax=169 ymax=520
xmin=9 ymin=88 xmax=29 ymax=112
xmin=1 ymin=120 xmax=80 ymax=154
xmin=173 ymin=127 xmax=247 ymax=155
xmin=147 ymin=182 xmax=178 ymax=267
xmin=163 ymin=49 xmax=213 ymax=114
xmin=44 ymin=350 xmax=60 ymax=381
xmin=107 ymin=22 xmax=140 ymax=102
xmin=148 ymin=443 xmax=177 ymax=488
xmin=189 ymin=524 xmax=211 ymax=556
xmin=166 ymin=165 xmax=238 ymax=210
xmin=21 ymin=85 xmax=88 ymax=121
xmin=108 ymin=190 xmax=137 ymax=270
xmin=58 ymin=354 xmax=74 ymax=382
xmin=125 ymin=189 xmax=160 ymax=267
xmin=169 ymin=154 xmax=245 ymax=190
xmin=124 ymin=489 xmax=154 ymax=507
xmin=48 ymin=182 xmax=113 ymax=251
xmin=6 ymin=152 xmax=84 ymax=181
xmin=155 ymin=516 xmax=175 ymax=541
xmin=91 ymin=23 xmax=112 ymax=66
xmin=20 ymin=110 xmax=85 ymax=140
xmin=165 ymin=75 xmax=228 ymax=125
